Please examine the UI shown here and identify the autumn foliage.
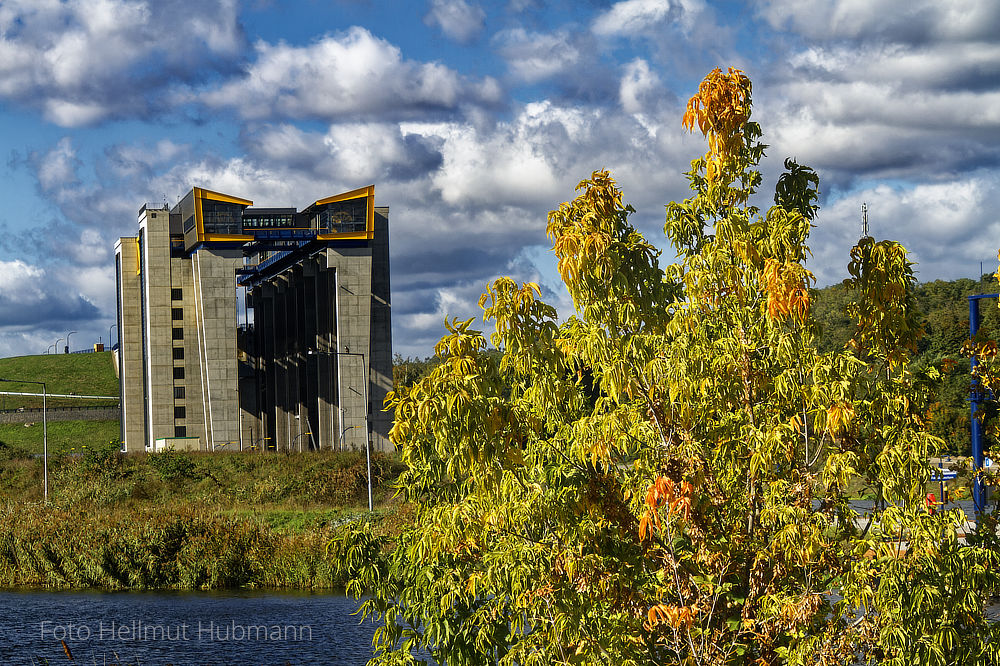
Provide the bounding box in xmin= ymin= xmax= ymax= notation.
xmin=330 ymin=69 xmax=1000 ymax=665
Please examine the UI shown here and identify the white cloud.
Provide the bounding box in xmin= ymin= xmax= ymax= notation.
xmin=35 ymin=138 xmax=81 ymax=191
xmin=761 ymin=86 xmax=1000 ymax=188
xmin=0 ymin=260 xmax=46 ymax=305
xmin=0 ymin=259 xmax=100 ymax=328
xmin=0 ymin=0 xmax=245 ymax=126
xmin=593 ymin=0 xmax=704 ymax=37
xmin=805 ymin=176 xmax=1000 ymax=287
xmin=755 ymin=0 xmax=1000 ymax=43
xmin=65 ymin=228 xmax=113 ymax=268
xmin=106 ymin=140 xmax=190 ymax=179
xmin=789 ymin=42 xmax=1000 ymax=93
xmin=42 ymin=100 xmax=110 ymax=128
xmin=322 ymin=124 xmax=432 ymax=183
xmin=424 ymin=0 xmax=486 ymax=44
xmin=754 ymin=0 xmax=1000 ymax=187
xmin=494 ymin=28 xmax=580 ymax=83
xmin=409 ymin=108 xmax=568 ymax=209
xmin=399 ymin=99 xmax=695 ymax=219
xmin=66 ymin=263 xmax=117 ymax=309
xmin=203 ymin=27 xmax=502 ymax=122
xmin=619 ymin=58 xmax=662 ymax=114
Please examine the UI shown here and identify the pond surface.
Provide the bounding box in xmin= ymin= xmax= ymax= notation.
xmin=0 ymin=588 xmax=377 ymax=665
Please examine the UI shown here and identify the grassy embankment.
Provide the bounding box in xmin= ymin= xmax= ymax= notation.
xmin=0 ymin=353 xmax=406 ymax=590
xmin=0 ymin=352 xmax=119 ymax=454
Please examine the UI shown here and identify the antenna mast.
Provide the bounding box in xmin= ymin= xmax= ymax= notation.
xmin=861 ymin=202 xmax=869 ymax=238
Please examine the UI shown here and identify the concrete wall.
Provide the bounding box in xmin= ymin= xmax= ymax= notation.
xmin=370 ymin=208 xmax=393 ymax=452
xmin=138 ymin=206 xmax=177 ymax=449
xmin=191 ymin=247 xmax=242 ymax=449
xmin=115 ymin=236 xmax=146 ymax=453
xmin=326 ymin=246 xmax=373 ymax=452
xmin=170 ymin=253 xmax=203 ymax=448
xmin=0 ymin=406 xmax=120 ymax=425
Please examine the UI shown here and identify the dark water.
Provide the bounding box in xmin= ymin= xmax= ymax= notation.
xmin=0 ymin=588 xmax=377 ymax=665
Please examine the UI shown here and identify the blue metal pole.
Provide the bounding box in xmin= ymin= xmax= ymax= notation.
xmin=971 ymin=296 xmax=987 ymax=513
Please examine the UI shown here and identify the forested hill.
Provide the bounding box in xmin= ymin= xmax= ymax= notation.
xmin=812 ymin=275 xmax=1000 ymax=453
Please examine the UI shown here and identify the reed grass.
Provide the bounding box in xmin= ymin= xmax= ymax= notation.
xmin=0 ymin=442 xmax=406 ymax=589
xmin=0 ymin=503 xmax=345 ymax=589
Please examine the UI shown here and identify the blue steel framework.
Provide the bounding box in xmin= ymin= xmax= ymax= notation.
xmin=968 ymin=293 xmax=999 ymax=513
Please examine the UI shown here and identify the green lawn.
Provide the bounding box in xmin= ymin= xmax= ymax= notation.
xmin=0 ymin=352 xmax=118 ymax=409
xmin=0 ymin=420 xmax=120 ymax=455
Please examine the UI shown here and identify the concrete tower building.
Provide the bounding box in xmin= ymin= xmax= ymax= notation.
xmin=114 ymin=185 xmax=392 ymax=453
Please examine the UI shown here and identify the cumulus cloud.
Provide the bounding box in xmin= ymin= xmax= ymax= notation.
xmin=424 ymin=0 xmax=487 ymax=44
xmin=755 ymin=0 xmax=1000 ymax=44
xmin=592 ymin=0 xmax=705 ymax=37
xmin=202 ymin=27 xmax=502 ymax=122
xmin=25 ymin=139 xmax=138 ymax=235
xmin=34 ymin=138 xmax=81 ymax=191
xmin=764 ymin=84 xmax=1000 ymax=187
xmin=804 ymin=175 xmax=1000 ymax=287
xmin=754 ymin=0 xmax=1000 ymax=190
xmin=493 ymin=28 xmax=581 ymax=83
xmin=0 ymin=0 xmax=245 ymax=126
xmin=619 ymin=58 xmax=665 ymax=114
xmin=242 ymin=122 xmax=443 ymax=184
xmin=0 ymin=260 xmax=100 ymax=327
xmin=105 ymin=140 xmax=191 ymax=180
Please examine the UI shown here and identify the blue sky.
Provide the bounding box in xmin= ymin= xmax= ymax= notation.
xmin=1 ymin=0 xmax=999 ymax=358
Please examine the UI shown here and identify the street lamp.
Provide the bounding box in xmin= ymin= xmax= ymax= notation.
xmin=109 ymin=324 xmax=118 ymax=349
xmin=292 ymin=431 xmax=312 ymax=453
xmin=0 ymin=378 xmax=47 ymax=501
xmin=65 ymin=331 xmax=77 ymax=354
xmin=308 ymin=349 xmax=372 ymax=511
xmin=250 ymin=436 xmax=271 ymax=451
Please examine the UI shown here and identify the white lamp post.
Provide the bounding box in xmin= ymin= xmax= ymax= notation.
xmin=308 ymin=349 xmax=372 ymax=511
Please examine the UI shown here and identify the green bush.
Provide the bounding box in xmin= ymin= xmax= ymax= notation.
xmin=79 ymin=438 xmax=124 ymax=476
xmin=147 ymin=448 xmax=200 ymax=481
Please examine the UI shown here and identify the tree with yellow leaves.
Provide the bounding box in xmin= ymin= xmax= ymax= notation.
xmin=331 ymin=68 xmax=1000 ymax=665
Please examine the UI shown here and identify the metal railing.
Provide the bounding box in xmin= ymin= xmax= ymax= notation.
xmin=0 ymin=404 xmax=119 ymax=415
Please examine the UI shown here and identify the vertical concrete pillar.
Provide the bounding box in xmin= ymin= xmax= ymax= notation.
xmin=273 ymin=277 xmax=289 ymax=450
xmin=115 ymin=238 xmax=146 ymax=453
xmin=326 ymin=247 xmax=372 ymax=451
xmin=138 ymin=207 xmax=176 ymax=448
xmin=302 ymin=263 xmax=319 ymax=450
xmin=370 ymin=208 xmax=393 ymax=452
xmin=315 ymin=263 xmax=338 ymax=450
xmin=257 ymin=282 xmax=277 ymax=450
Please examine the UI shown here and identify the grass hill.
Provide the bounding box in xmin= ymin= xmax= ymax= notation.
xmin=0 ymin=351 xmax=119 ymax=455
xmin=0 ymin=351 xmax=118 ymax=409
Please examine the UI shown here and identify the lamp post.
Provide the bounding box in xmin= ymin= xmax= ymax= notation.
xmin=308 ymin=349 xmax=372 ymax=511
xmin=0 ymin=378 xmax=47 ymax=501
xmin=292 ymin=431 xmax=312 ymax=453
xmin=109 ymin=324 xmax=118 ymax=349
xmin=65 ymin=331 xmax=76 ymax=354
